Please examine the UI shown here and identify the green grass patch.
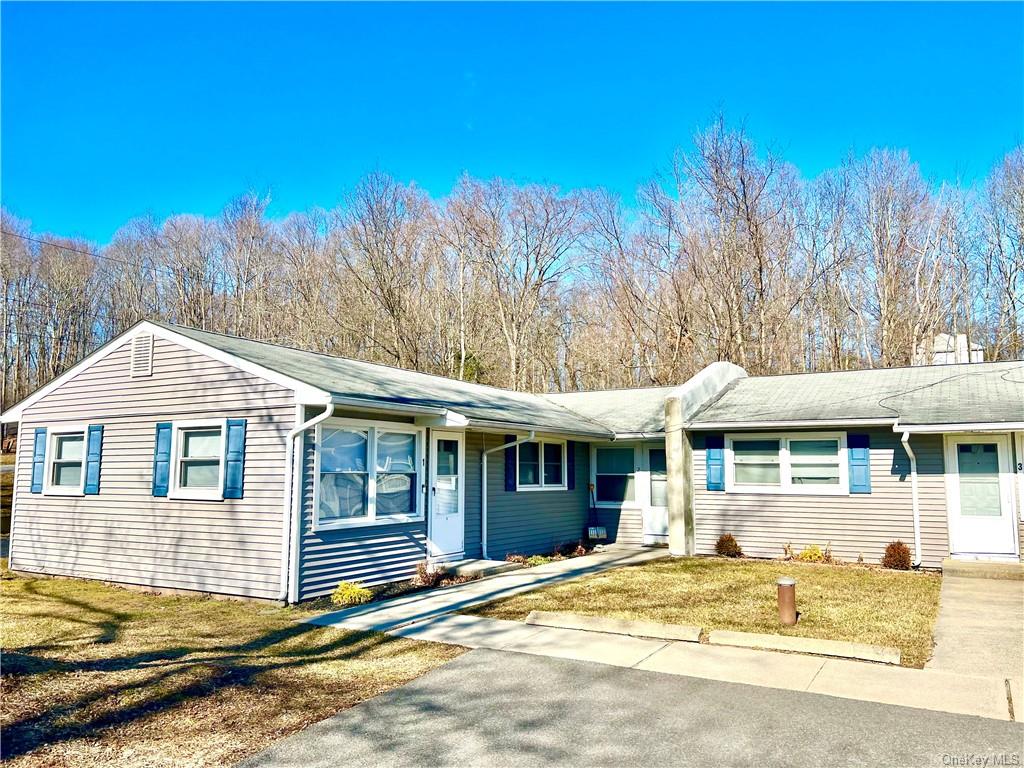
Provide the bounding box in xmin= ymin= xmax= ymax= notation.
xmin=1 ymin=562 xmax=463 ymax=767
xmin=466 ymin=556 xmax=942 ymax=667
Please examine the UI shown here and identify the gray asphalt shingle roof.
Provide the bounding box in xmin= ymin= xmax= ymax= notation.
xmin=163 ymin=324 xmax=615 ymax=437
xmin=544 ymin=387 xmax=677 ymax=434
xmin=689 ymin=360 xmax=1024 ymax=427
xmin=163 ymin=324 xmax=1023 ymax=434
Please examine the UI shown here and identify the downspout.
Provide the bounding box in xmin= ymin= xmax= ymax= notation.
xmin=279 ymin=402 xmax=335 ymax=602
xmin=481 ymin=431 xmax=535 ymax=560
xmin=900 ymin=431 xmax=923 ymax=568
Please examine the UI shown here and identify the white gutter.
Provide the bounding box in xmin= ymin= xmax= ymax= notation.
xmin=900 ymin=431 xmax=924 ymax=568
xmin=280 ymin=402 xmax=336 ymax=602
xmin=481 ymin=431 xmax=535 ymax=559
xmin=894 ymin=422 xmax=1024 ymax=434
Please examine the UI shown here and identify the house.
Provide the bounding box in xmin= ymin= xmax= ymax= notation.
xmin=913 ymin=333 xmax=985 ymax=365
xmin=2 ymin=321 xmax=1021 ymax=603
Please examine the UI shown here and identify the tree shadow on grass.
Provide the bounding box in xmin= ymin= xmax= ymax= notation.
xmin=2 ymin=618 xmax=408 ymax=762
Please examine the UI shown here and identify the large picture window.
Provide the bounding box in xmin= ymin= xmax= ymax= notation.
xmin=315 ymin=421 xmax=423 ymax=528
xmin=595 ymin=446 xmax=635 ymax=503
xmin=516 ymin=439 xmax=566 ymax=491
xmin=725 ymin=432 xmax=847 ymax=495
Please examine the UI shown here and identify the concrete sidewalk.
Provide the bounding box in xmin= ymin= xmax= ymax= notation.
xmin=303 ymin=546 xmax=668 ymax=632
xmin=389 ymin=613 xmax=1016 ymax=721
xmin=927 ymin=575 xmax=1023 ymax=693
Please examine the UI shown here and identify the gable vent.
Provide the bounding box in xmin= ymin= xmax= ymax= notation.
xmin=130 ymin=333 xmax=154 ymax=378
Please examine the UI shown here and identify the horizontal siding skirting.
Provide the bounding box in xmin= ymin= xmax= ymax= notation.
xmin=12 ymin=564 xmax=280 ymax=599
xmin=594 ymin=507 xmax=643 ymax=545
xmin=691 ymin=428 xmax=951 ymax=568
xmin=12 ymin=334 xmax=295 ymax=600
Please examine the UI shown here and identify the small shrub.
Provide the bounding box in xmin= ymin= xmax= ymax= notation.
xmin=715 ymin=533 xmax=743 ymax=558
xmin=413 ymin=562 xmax=449 ymax=588
xmin=505 ymin=553 xmax=529 ymax=566
xmin=331 ymin=580 xmax=373 ymax=607
xmin=781 ymin=542 xmax=795 ymax=560
xmin=881 ymin=540 xmax=912 ymax=570
xmin=795 ymin=544 xmax=825 ymax=563
xmin=526 ymin=554 xmax=553 ymax=567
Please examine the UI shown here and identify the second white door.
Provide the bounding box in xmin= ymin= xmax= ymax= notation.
xmin=429 ymin=432 xmax=464 ymax=559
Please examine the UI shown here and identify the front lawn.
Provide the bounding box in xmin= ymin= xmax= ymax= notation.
xmin=467 ymin=557 xmax=942 ymax=667
xmin=0 ymin=565 xmax=464 ymax=767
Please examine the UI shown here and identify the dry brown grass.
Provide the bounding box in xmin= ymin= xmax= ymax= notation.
xmin=467 ymin=556 xmax=942 ymax=667
xmin=0 ymin=564 xmax=464 ymax=767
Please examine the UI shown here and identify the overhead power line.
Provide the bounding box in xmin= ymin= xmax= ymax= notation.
xmin=1 ymin=229 xmax=179 ymax=278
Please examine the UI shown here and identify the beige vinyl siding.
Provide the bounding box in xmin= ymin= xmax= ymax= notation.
xmin=11 ymin=335 xmax=294 ymax=599
xmin=692 ymin=428 xmax=951 ymax=568
xmin=595 ymin=507 xmax=643 ymax=545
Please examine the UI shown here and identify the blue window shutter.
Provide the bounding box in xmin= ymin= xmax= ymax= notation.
xmin=848 ymin=433 xmax=871 ymax=494
xmin=30 ymin=428 xmax=47 ymax=493
xmin=566 ymin=441 xmax=576 ymax=490
xmin=83 ymin=425 xmax=104 ymax=495
xmin=152 ymin=422 xmax=172 ymax=497
xmin=504 ymin=435 xmax=516 ymax=492
xmin=705 ymin=434 xmax=725 ymax=491
xmin=223 ymin=418 xmax=247 ymax=499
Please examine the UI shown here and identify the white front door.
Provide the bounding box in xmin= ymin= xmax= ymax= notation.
xmin=945 ymin=435 xmax=1019 ymax=558
xmin=429 ymin=431 xmax=464 ymax=559
xmin=644 ymin=446 xmax=669 ymax=538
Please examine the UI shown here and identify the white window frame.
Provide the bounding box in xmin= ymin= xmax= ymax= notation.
xmin=42 ymin=424 xmax=88 ymax=497
xmin=591 ymin=443 xmax=640 ymax=508
xmin=725 ymin=431 xmax=849 ymax=496
xmin=516 ymin=439 xmax=568 ymax=491
xmin=168 ymin=418 xmax=227 ymax=501
xmin=313 ymin=417 xmax=425 ymax=531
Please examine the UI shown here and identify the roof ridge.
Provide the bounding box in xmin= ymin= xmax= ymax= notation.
xmin=743 ymin=359 xmax=1023 ymax=380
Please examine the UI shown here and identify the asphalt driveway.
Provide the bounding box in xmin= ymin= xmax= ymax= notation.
xmin=242 ymin=649 xmax=1023 ymax=768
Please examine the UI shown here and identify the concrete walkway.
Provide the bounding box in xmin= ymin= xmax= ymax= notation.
xmin=389 ymin=613 xmax=1016 ymax=721
xmin=303 ymin=550 xmax=1019 ymax=722
xmin=303 ymin=546 xmax=668 ymax=632
xmin=927 ymin=574 xmax=1024 ymax=709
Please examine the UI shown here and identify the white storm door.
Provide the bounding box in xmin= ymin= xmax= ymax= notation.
xmin=429 ymin=432 xmax=465 ymax=558
xmin=947 ymin=435 xmax=1018 ymax=557
xmin=644 ymin=447 xmax=669 ymax=537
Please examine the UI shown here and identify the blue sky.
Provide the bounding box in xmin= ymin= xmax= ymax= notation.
xmin=3 ymin=2 xmax=1022 ymax=243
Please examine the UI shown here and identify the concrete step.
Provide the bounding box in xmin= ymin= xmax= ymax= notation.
xmin=942 ymin=558 xmax=1024 ymax=580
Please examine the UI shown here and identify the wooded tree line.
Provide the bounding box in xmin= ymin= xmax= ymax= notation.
xmin=3 ymin=119 xmax=1022 ymax=410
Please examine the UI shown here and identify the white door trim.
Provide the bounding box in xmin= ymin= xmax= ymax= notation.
xmin=943 ymin=433 xmax=1019 ymax=558
xmin=428 ymin=430 xmax=465 ymax=561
